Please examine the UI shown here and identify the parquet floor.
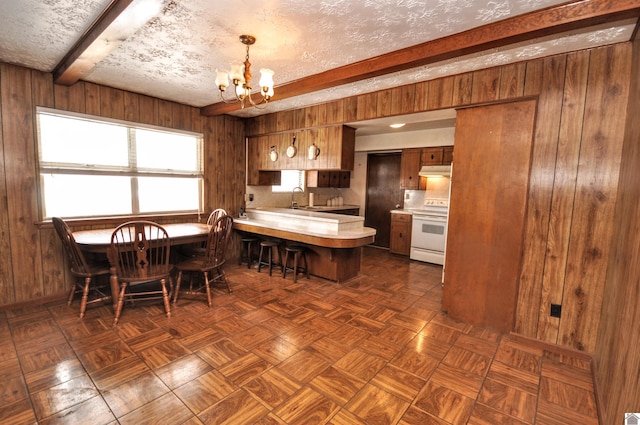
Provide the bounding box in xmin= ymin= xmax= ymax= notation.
xmin=0 ymin=247 xmax=599 ymax=424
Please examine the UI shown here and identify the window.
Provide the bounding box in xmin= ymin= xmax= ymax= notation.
xmin=37 ymin=108 xmax=204 ymax=219
xmin=272 ymin=170 xmax=305 ymax=192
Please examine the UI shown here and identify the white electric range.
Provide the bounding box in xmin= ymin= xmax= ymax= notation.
xmin=409 ymin=198 xmax=449 ymax=265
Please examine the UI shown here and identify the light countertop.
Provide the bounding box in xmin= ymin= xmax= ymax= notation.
xmin=235 ymin=208 xmax=375 ymax=240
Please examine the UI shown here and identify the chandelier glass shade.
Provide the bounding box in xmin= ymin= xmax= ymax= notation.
xmin=215 ymin=35 xmax=274 ymax=109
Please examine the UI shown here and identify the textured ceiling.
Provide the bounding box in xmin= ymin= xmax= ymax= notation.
xmin=0 ymin=0 xmax=637 ymax=121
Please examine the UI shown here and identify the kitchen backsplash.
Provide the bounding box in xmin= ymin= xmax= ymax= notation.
xmin=404 ymin=177 xmax=451 ymax=208
xmin=245 ymin=185 xmax=358 ymax=210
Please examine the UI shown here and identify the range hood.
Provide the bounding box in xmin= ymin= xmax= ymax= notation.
xmin=418 ymin=165 xmax=451 ymax=177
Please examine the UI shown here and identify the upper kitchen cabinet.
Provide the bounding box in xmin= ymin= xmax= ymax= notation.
xmin=247 ymin=125 xmax=355 ymax=174
xmin=443 ymin=146 xmax=454 ymax=164
xmin=400 ymin=148 xmax=421 ymax=189
xmin=421 ymin=146 xmax=454 ymax=165
xmin=307 ymin=170 xmax=350 ymax=188
xmin=420 ymin=147 xmax=444 ymax=165
xmin=402 ymin=146 xmax=454 ymax=190
xmin=305 ymin=125 xmax=356 ymax=170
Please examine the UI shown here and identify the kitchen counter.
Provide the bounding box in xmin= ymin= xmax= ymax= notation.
xmin=300 ymin=204 xmax=359 ymax=212
xmin=234 ymin=208 xmax=375 ymax=247
xmin=233 ymin=208 xmax=376 ymax=282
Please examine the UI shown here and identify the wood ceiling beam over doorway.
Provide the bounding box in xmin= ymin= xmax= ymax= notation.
xmin=201 ymin=0 xmax=640 ymax=116
xmin=52 ymin=0 xmax=165 ymax=85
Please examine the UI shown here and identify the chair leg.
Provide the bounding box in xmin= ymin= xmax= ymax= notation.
xmin=67 ymin=281 xmax=76 ymax=306
xmin=203 ymin=271 xmax=213 ymax=307
xmin=79 ymin=277 xmax=91 ymax=318
xmin=113 ymin=282 xmax=127 ymax=326
xmin=173 ymin=271 xmax=183 ymax=304
xmin=161 ymin=278 xmax=172 ymax=318
xmin=216 ymin=267 xmax=231 ymax=294
xmin=293 ymin=252 xmax=299 ymax=283
xmin=282 ymin=250 xmax=289 ymax=278
xmin=247 ymin=241 xmax=254 ymax=269
xmin=302 ymin=251 xmax=309 ymax=279
xmin=257 ymin=245 xmax=265 ymax=272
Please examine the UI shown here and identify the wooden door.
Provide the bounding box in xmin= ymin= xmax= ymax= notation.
xmin=365 ymin=153 xmax=402 ymax=248
xmin=443 ymin=99 xmax=536 ymax=333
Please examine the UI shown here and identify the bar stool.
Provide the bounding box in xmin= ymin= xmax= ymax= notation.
xmin=282 ymin=245 xmax=309 ymax=283
xmin=239 ymin=236 xmax=258 ymax=268
xmin=257 ymin=240 xmax=282 ymax=276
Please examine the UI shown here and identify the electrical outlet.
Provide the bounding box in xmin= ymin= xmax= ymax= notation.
xmin=550 ymin=303 xmax=562 ymax=318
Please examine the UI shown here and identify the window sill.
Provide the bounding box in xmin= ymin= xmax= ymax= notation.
xmin=36 ymin=212 xmax=204 ymax=229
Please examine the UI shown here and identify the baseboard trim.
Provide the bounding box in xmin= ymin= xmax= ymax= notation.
xmin=0 ymin=293 xmax=67 ymax=312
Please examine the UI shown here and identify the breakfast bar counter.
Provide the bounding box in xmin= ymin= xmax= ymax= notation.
xmin=233 ymin=208 xmax=376 ymax=282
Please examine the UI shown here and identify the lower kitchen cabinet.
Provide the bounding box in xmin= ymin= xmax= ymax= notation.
xmin=390 ymin=212 xmax=412 ymax=255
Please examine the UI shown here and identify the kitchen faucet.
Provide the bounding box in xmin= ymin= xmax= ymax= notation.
xmin=291 ymin=186 xmax=303 ymax=208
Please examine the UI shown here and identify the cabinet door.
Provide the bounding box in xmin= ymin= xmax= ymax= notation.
xmin=390 ymin=214 xmax=411 ymax=255
xmin=280 ymin=133 xmax=300 ymax=170
xmin=442 ymin=146 xmax=454 ymax=164
xmin=338 ymin=171 xmax=350 ymax=188
xmin=266 ymin=134 xmax=280 ymax=170
xmin=421 ymin=147 xmax=444 ymax=165
xmin=400 ymin=148 xmax=421 ymax=189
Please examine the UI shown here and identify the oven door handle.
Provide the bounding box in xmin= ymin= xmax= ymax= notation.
xmin=412 ymin=215 xmax=447 ymax=222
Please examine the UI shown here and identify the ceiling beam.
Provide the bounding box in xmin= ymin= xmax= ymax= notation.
xmin=53 ymin=0 xmax=164 ymax=85
xmin=201 ymin=0 xmax=640 ymax=116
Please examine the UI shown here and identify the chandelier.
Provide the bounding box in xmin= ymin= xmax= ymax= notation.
xmin=215 ymin=35 xmax=275 ymax=109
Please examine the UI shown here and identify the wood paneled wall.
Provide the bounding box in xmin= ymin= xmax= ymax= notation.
xmin=594 ymin=35 xmax=640 ymax=425
xmin=0 ymin=64 xmax=245 ymax=307
xmin=247 ymin=43 xmax=632 ymax=356
xmin=1 ymin=41 xmax=636 ymax=421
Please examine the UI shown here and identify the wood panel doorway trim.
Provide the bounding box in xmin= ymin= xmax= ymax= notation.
xmin=443 ymin=98 xmax=537 ymax=333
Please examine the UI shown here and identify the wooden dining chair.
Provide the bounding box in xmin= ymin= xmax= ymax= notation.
xmin=172 ymin=215 xmax=234 ymax=307
xmin=109 ymin=221 xmax=173 ymax=325
xmin=52 ymin=217 xmax=111 ymax=318
xmin=206 ymin=208 xmax=228 ymax=226
xmin=179 ymin=208 xmax=227 ymax=258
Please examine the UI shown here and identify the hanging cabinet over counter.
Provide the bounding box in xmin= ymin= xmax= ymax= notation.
xmin=247 ymin=125 xmax=355 ymax=185
xmin=400 ymin=145 xmax=454 ymax=190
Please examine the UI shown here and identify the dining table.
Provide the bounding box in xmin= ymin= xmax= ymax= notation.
xmin=73 ymin=222 xmax=211 ymax=308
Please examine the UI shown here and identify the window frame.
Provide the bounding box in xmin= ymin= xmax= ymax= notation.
xmin=272 ymin=169 xmax=305 ymax=193
xmin=36 ymin=107 xmax=205 ymax=220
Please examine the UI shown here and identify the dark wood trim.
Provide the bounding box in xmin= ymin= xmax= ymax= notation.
xmin=53 ymin=0 xmax=162 ymax=85
xmin=201 ymin=0 xmax=640 ymax=116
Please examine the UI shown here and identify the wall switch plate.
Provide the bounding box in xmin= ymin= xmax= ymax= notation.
xmin=550 ymin=303 xmax=562 ymax=318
